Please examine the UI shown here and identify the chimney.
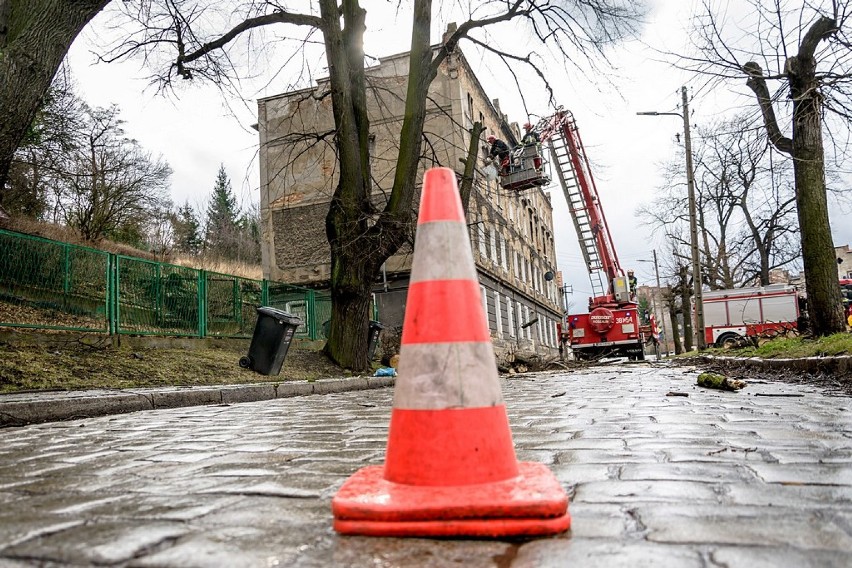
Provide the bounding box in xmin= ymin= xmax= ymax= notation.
xmin=443 ymin=22 xmax=457 ymax=44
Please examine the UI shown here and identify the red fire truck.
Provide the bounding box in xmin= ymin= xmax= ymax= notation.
xmin=496 ymin=108 xmax=649 ymax=360
xmin=701 ymin=284 xmax=800 ymax=348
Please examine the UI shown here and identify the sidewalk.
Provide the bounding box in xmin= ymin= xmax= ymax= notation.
xmin=0 ymin=375 xmax=395 ymax=427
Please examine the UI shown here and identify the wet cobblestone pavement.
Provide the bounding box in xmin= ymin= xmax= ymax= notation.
xmin=1 ymin=364 xmax=850 ymax=567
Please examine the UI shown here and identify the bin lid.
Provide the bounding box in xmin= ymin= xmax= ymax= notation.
xmin=257 ymin=306 xmax=303 ymax=324
xmin=369 ymin=320 xmax=385 ymax=329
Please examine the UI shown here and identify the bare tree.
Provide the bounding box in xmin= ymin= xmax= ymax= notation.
xmin=694 ymin=116 xmax=800 ymax=287
xmin=685 ymin=0 xmax=849 ymax=335
xmin=640 ymin=115 xmax=800 ymax=290
xmin=0 ymin=0 xmax=111 ymax=200
xmin=58 ymin=104 xmax=172 ymax=242
xmin=101 ymin=0 xmax=643 ymax=370
xmin=3 ymin=66 xmax=85 ymax=219
xmin=146 ymin=198 xmax=175 ymax=260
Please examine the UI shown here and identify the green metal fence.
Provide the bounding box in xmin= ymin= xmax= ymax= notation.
xmin=115 ymin=256 xmax=202 ymax=337
xmin=0 ymin=230 xmax=110 ymax=332
xmin=0 ymin=228 xmax=329 ymax=340
xmin=268 ymin=282 xmax=318 ymax=339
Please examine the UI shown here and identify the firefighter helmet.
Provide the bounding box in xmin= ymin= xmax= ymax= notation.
xmin=524 ymin=122 xmax=533 ymax=130
xmin=487 ymin=135 xmax=496 ymax=143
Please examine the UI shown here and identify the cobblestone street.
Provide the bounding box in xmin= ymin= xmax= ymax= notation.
xmin=1 ymin=364 xmax=850 ymax=567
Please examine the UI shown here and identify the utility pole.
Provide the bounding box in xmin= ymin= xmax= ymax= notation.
xmin=681 ymin=86 xmax=706 ymax=349
xmin=636 ymin=87 xmax=706 ymax=350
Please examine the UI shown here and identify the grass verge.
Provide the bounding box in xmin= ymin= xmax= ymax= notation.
xmin=689 ymin=332 xmax=852 ymax=359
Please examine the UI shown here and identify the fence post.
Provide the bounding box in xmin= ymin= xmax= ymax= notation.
xmin=155 ymin=262 xmax=162 ymax=327
xmin=198 ymin=269 xmax=207 ymax=338
xmin=233 ymin=277 xmax=240 ymax=326
xmin=111 ymin=254 xmax=121 ymax=344
xmin=107 ymin=254 xmax=115 ymax=336
xmin=262 ymin=279 xmax=269 ymax=306
xmin=308 ymin=289 xmax=317 ymax=341
xmin=62 ymin=244 xmax=71 ymax=309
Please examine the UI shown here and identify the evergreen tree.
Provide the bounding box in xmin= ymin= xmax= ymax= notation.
xmin=204 ymin=164 xmax=239 ymax=257
xmin=172 ymin=201 xmax=202 ymax=256
xmin=236 ymin=206 xmax=262 ymax=264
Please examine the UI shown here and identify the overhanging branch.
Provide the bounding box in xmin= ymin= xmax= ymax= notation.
xmin=743 ymin=61 xmax=793 ymax=155
xmin=177 ymin=10 xmax=322 ymax=78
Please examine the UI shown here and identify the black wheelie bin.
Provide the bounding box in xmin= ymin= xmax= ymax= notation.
xmin=239 ymin=307 xmax=302 ymax=376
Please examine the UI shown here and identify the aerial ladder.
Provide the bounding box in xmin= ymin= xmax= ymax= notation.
xmin=497 ymin=107 xmax=650 ymax=360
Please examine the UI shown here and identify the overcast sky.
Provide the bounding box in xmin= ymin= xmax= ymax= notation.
xmin=66 ymin=0 xmax=852 ymax=303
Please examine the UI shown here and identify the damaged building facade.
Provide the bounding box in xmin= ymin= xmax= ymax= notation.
xmin=256 ymin=41 xmax=564 ymax=363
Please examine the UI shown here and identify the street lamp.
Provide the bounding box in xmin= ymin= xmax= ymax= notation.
xmin=636 ymin=86 xmax=706 ymax=349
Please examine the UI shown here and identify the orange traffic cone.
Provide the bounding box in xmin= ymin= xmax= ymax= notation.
xmin=331 ymin=167 xmax=571 ymax=538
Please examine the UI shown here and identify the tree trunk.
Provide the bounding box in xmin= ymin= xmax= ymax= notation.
xmin=679 ymin=265 xmax=693 ymax=351
xmin=665 ymin=287 xmax=683 ymax=355
xmin=459 ymin=121 xmax=484 ymax=216
xmin=742 ymin=14 xmax=845 ymax=336
xmin=322 ymin=0 xmax=438 ymax=371
xmin=0 ymin=0 xmax=110 ymax=193
xmin=788 ymin=61 xmax=846 ymax=335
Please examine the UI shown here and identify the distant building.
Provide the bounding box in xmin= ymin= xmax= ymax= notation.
xmin=837 ymin=244 xmax=852 ymax=279
xmin=768 ymin=269 xmax=793 ymax=285
xmin=256 ymin=31 xmax=564 ymax=361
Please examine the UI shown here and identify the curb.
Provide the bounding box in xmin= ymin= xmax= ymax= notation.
xmin=0 ymin=376 xmax=395 ymax=428
xmin=694 ymin=354 xmax=852 ymax=376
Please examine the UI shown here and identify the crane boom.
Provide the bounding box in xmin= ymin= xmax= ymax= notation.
xmin=535 ymin=108 xmax=625 ymax=306
xmin=519 ymin=107 xmax=647 ymax=361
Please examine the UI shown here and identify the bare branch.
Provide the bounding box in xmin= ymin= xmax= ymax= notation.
xmin=743 ymin=61 xmax=794 ymax=154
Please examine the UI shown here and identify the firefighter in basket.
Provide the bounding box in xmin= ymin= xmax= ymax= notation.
xmin=506 ymin=122 xmax=543 ymax=173
xmin=486 ymin=135 xmax=511 ymax=175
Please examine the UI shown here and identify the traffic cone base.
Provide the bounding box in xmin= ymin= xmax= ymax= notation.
xmin=334 ymin=513 xmax=571 ymax=538
xmin=332 ymin=462 xmax=570 ymax=537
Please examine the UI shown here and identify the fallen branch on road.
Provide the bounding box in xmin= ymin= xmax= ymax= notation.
xmin=697 ymin=372 xmax=746 ymax=391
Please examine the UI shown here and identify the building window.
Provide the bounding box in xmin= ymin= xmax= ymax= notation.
xmin=517 ymin=301 xmax=523 ymax=339
xmin=490 ymin=228 xmax=498 ymax=262
xmin=513 ymin=249 xmax=519 ymax=277
xmin=478 ymin=224 xmax=486 ymax=259
xmin=507 ymin=298 xmax=515 ymax=337
xmin=467 ymin=92 xmax=474 ymax=122
xmin=480 ymin=284 xmax=489 ymax=331
xmin=500 ymin=237 xmax=508 ymax=270
xmin=526 ymin=306 xmax=533 ymax=340
xmin=494 ymin=291 xmax=502 ymax=338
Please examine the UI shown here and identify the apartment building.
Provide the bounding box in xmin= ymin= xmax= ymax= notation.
xmin=256 ymin=37 xmax=564 ymax=360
